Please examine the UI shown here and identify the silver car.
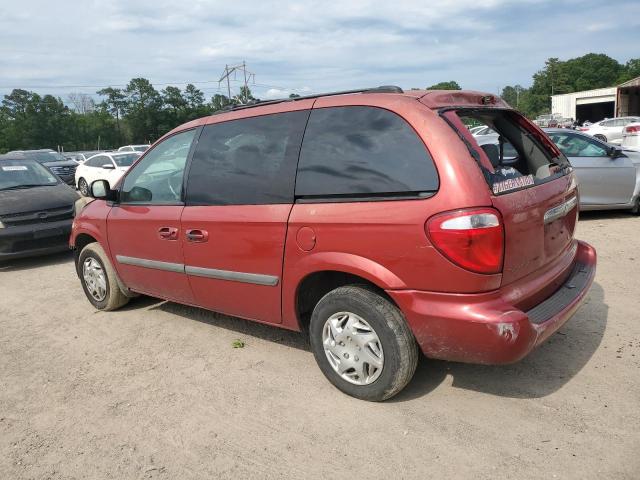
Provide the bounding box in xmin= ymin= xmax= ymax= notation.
xmin=545 ymin=129 xmax=640 ymax=213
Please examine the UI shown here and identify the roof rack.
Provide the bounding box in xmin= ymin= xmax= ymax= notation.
xmin=223 ymin=85 xmax=404 ymax=112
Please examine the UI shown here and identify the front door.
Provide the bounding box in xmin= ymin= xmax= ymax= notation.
xmin=180 ymin=106 xmax=311 ymax=324
xmin=548 ymin=131 xmax=635 ymax=205
xmin=107 ymin=128 xmax=199 ymax=303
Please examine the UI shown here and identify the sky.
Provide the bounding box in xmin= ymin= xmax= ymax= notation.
xmin=0 ymin=0 xmax=639 ymax=102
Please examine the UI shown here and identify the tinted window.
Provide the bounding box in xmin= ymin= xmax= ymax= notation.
xmin=296 ymin=106 xmax=438 ymax=197
xmin=86 ymin=155 xmax=108 ymax=167
xmin=121 ymin=129 xmax=196 ymax=204
xmin=112 ymin=153 xmax=139 ymax=167
xmin=548 ymin=133 xmax=608 ymax=157
xmin=186 ymin=110 xmax=309 ymax=205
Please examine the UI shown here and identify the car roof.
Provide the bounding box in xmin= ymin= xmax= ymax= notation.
xmin=158 ymin=86 xmax=511 ymax=145
xmin=0 ymin=153 xmax=38 ymax=162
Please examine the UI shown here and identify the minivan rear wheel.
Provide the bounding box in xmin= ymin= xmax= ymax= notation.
xmin=78 ymin=243 xmax=129 ymax=311
xmin=309 ymin=285 xmax=418 ymax=401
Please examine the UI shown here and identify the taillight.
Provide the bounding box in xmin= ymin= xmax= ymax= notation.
xmin=624 ymin=125 xmax=640 ymax=135
xmin=427 ymin=208 xmax=504 ymax=274
xmin=578 ymin=127 xmax=589 ymax=131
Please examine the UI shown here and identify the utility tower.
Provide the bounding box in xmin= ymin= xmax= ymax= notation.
xmin=218 ymin=61 xmax=255 ymax=103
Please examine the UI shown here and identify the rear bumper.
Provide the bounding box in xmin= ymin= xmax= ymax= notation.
xmin=0 ymin=219 xmax=72 ymax=260
xmin=388 ymin=240 xmax=597 ymax=364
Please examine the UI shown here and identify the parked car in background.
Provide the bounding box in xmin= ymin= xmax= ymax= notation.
xmin=65 ymin=151 xmax=110 ymax=164
xmin=544 ymin=128 xmax=640 ymax=213
xmin=533 ymin=113 xmax=563 ymax=128
xmin=70 ymin=87 xmax=596 ymax=401
xmin=75 ymin=152 xmax=141 ymax=196
xmin=0 ymin=154 xmax=79 ymax=260
xmin=471 ymin=125 xmax=496 ymax=137
xmin=6 ymin=149 xmax=78 ymax=185
xmin=468 ymin=125 xmax=486 ymax=135
xmin=118 ymin=144 xmax=149 ymax=153
xmin=622 ymin=122 xmax=640 ymax=151
xmin=578 ymin=117 xmax=640 ymax=144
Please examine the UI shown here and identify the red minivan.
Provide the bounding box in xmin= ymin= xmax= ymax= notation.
xmin=71 ymin=87 xmax=596 ymax=401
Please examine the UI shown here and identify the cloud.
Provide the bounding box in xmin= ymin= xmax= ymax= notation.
xmin=0 ymin=0 xmax=638 ymax=100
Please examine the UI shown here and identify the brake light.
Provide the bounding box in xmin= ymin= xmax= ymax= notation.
xmin=427 ymin=208 xmax=504 ymax=274
xmin=624 ymin=125 xmax=640 ymax=135
xmin=578 ymin=127 xmax=589 ymax=131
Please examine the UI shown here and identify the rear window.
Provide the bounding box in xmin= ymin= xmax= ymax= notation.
xmin=446 ymin=109 xmax=571 ymax=195
xmin=295 ymin=106 xmax=438 ymax=199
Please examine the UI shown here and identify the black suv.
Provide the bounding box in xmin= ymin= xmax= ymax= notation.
xmin=6 ymin=149 xmax=78 ymax=185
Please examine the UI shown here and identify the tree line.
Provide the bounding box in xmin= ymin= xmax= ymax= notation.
xmin=1 ymin=53 xmax=638 ymax=153
xmin=0 ymin=79 xmax=256 ymax=153
xmin=429 ymin=54 xmax=639 ymax=119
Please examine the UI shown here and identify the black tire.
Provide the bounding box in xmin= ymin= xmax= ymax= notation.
xmin=78 ymin=178 xmax=89 ymax=196
xmin=78 ymin=243 xmax=129 ymax=311
xmin=594 ymin=134 xmax=607 ymax=143
xmin=631 ymin=196 xmax=640 ymax=215
xmin=309 ymin=285 xmax=418 ymax=401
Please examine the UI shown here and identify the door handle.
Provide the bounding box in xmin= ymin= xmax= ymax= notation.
xmin=186 ymin=229 xmax=209 ymax=242
xmin=158 ymin=226 xmax=179 ymax=240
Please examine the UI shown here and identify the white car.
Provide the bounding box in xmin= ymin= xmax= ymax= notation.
xmin=622 ymin=122 xmax=640 ymax=151
xmin=472 ymin=125 xmax=496 ymax=137
xmin=75 ymin=152 xmax=141 ymax=196
xmin=578 ymin=117 xmax=640 ymax=144
xmin=118 ymin=144 xmax=150 ymax=153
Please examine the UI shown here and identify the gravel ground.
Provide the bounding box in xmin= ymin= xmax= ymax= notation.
xmin=1 ymin=211 xmax=639 ymax=479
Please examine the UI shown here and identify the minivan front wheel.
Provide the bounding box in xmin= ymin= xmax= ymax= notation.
xmin=78 ymin=243 xmax=129 ymax=311
xmin=309 ymin=285 xmax=418 ymax=401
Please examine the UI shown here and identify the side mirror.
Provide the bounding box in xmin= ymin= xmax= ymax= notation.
xmin=126 ymin=186 xmax=152 ymax=202
xmin=90 ymin=179 xmax=117 ymax=201
xmin=102 ymin=163 xmax=115 ymax=169
xmin=608 ymin=146 xmax=624 ymax=159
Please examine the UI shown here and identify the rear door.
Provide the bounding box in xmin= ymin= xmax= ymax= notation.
xmin=83 ymin=155 xmax=108 ymax=185
xmin=443 ymin=109 xmax=580 ymax=285
xmin=548 ymin=131 xmax=635 ymax=205
xmin=180 ymin=105 xmax=311 ymax=324
xmin=107 ymin=129 xmax=198 ymax=303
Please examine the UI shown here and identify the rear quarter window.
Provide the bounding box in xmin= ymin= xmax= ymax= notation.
xmin=295 ymin=106 xmax=439 ymax=199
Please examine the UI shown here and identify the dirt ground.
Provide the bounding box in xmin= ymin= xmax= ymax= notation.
xmin=1 ymin=211 xmax=639 ymax=480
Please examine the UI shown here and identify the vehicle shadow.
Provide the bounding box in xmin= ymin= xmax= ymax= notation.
xmin=579 ymin=210 xmax=636 ymax=221
xmin=122 ymin=280 xmax=607 ymax=400
xmin=0 ymin=250 xmax=74 ymax=272
xmin=143 ymin=299 xmax=310 ymax=352
xmin=392 ymin=281 xmax=608 ymax=402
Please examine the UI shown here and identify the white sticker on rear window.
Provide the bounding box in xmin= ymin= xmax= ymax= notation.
xmin=492 ymin=174 xmax=535 ymax=194
xmin=2 ymin=165 xmax=29 ymax=171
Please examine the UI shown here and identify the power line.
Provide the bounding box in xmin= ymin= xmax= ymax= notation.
xmin=218 ymin=61 xmax=255 ymax=103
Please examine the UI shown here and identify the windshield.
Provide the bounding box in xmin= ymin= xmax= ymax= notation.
xmin=0 ymin=159 xmax=59 ymax=190
xmin=112 ymin=153 xmax=140 ymax=167
xmin=133 ymin=145 xmax=149 ymax=152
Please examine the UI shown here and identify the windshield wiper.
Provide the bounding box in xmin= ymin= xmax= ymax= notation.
xmin=0 ymin=184 xmax=52 ymax=191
